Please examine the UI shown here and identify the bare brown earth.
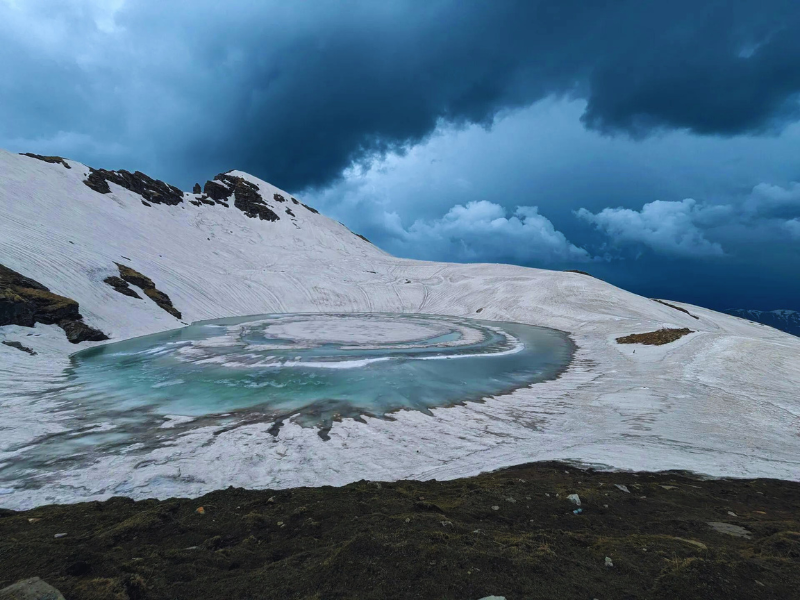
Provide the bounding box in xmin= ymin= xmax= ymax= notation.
xmin=1 ymin=462 xmax=798 ymax=600
xmin=616 ymin=328 xmax=693 ymax=346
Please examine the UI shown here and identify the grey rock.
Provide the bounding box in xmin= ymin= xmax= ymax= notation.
xmin=707 ymin=521 xmax=752 ymax=538
xmin=0 ymin=577 xmax=65 ymax=600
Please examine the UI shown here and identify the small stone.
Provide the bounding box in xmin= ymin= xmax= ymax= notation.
xmin=441 ymin=520 xmax=453 ymax=527
xmin=755 ymin=580 xmax=765 ymax=587
xmin=195 ymin=506 xmax=205 ymax=514
xmin=615 ymin=484 xmax=630 ymax=493
xmin=661 ymin=485 xmax=677 ymax=490
xmin=405 ymin=518 xmax=410 ymax=523
xmin=605 ymin=556 xmax=614 ymax=568
xmin=505 ymin=497 xmax=516 ymax=503
xmin=0 ymin=577 xmax=65 ymax=600
xmin=567 ymin=494 xmax=581 ymax=506
xmin=54 ymin=533 xmax=67 ymax=539
xmin=727 ymin=511 xmax=737 ymax=517
xmin=268 ymin=496 xmax=276 ymax=503
xmin=478 ymin=597 xmax=506 ymax=600
xmin=491 ymin=505 xmax=500 ymax=511
xmin=27 ymin=518 xmax=40 ymax=524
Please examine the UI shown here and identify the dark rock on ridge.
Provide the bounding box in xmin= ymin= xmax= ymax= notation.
xmin=103 ymin=276 xmax=142 ymax=299
xmin=273 ymin=193 xmax=286 ymax=203
xmin=2 ymin=340 xmax=37 ymax=355
xmin=83 ymin=168 xmax=184 ymax=206
xmin=203 ymin=180 xmax=230 ymax=201
xmin=20 ymin=153 xmax=71 ymax=169
xmin=212 ymin=173 xmax=280 ymax=222
xmin=193 ymin=183 xmax=202 ymax=194
xmin=0 ymin=264 xmax=108 ymax=344
xmin=114 ymin=263 xmax=181 ymax=319
xmin=302 ymin=202 xmax=319 ymax=214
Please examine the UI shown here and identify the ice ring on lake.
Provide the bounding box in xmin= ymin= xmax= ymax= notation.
xmin=1 ymin=314 xmax=573 ymax=487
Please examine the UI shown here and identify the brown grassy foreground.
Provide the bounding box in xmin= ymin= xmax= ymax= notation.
xmin=1 ymin=462 xmax=799 ymax=599
xmin=616 ymin=328 xmax=693 ymax=346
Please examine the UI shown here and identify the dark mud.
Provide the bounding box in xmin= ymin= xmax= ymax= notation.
xmin=1 ymin=462 xmax=798 ymax=599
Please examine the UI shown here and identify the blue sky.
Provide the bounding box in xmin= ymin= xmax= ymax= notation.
xmin=2 ymin=0 xmax=800 ymax=311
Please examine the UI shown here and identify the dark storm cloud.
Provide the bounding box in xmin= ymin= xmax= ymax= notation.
xmin=3 ymin=0 xmax=800 ymax=191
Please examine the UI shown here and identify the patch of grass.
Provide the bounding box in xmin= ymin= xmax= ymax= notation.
xmin=617 ymin=328 xmax=693 ymax=346
xmin=1 ymin=461 xmax=798 ymax=599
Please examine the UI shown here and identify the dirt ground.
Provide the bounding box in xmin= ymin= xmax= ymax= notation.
xmin=1 ymin=461 xmax=798 ymax=599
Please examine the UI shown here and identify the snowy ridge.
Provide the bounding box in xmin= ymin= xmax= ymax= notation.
xmin=724 ymin=308 xmax=800 ymax=337
xmin=1 ymin=148 xmax=800 ymax=508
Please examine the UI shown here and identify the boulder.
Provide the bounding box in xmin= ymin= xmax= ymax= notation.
xmin=0 ymin=577 xmax=65 ymax=600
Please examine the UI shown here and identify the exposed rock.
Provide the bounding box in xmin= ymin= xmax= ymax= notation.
xmin=708 ymin=522 xmax=752 ymax=538
xmin=203 ymin=179 xmax=231 ymax=201
xmin=0 ymin=577 xmax=65 ymax=599
xmin=83 ymin=168 xmax=184 ymax=206
xmin=193 ymin=183 xmax=202 ymax=194
xmin=273 ymin=193 xmax=286 ymax=202
xmin=213 ymin=173 xmax=279 ymax=222
xmin=0 ymin=264 xmax=108 ymax=343
xmin=2 ymin=340 xmax=37 ymax=355
xmin=653 ymin=298 xmax=700 ymax=319
xmin=565 ymin=269 xmax=593 ymax=277
xmin=285 ymin=207 xmax=295 ymax=217
xmin=103 ymin=276 xmax=142 ymax=299
xmin=58 ymin=320 xmax=109 ymax=344
xmin=20 ymin=153 xmax=71 ymax=170
xmin=567 ymin=494 xmax=581 ymax=506
xmin=302 ymin=202 xmax=319 ymax=214
xmin=83 ymin=169 xmax=111 ymax=193
xmin=115 ymin=263 xmax=181 ymax=319
xmin=355 ymin=232 xmax=371 ymax=244
xmin=291 ymin=197 xmax=299 ymax=204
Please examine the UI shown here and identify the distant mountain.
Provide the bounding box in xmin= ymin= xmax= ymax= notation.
xmin=723 ymin=309 xmax=800 ymax=337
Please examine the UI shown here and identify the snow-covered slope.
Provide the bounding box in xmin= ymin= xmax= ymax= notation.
xmin=2 ymin=149 xmax=799 ymax=507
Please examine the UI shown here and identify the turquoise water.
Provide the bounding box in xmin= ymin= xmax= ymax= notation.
xmin=1 ymin=314 xmax=573 ymax=485
xmin=66 ymin=313 xmax=573 ymax=428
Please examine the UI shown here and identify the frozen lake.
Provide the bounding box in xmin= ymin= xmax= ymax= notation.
xmin=1 ymin=313 xmax=572 ymax=493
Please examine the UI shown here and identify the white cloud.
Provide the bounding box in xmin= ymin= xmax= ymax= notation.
xmin=785 ymin=219 xmax=800 ymax=239
xmin=575 ymin=198 xmax=725 ymax=257
xmin=745 ymin=182 xmax=800 ymax=215
xmin=396 ymin=200 xmax=590 ymax=264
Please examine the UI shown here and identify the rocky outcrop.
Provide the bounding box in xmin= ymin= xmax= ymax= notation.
xmin=0 ymin=264 xmax=108 ymax=344
xmin=302 ymin=202 xmax=319 ymax=214
xmin=193 ymin=183 xmax=202 ymax=194
xmin=212 ymin=173 xmax=280 ymax=222
xmin=203 ymin=179 xmax=230 ymax=201
xmin=83 ymin=168 xmax=184 ymax=206
xmin=103 ymin=276 xmax=142 ymax=299
xmin=2 ymin=340 xmax=37 ymax=355
xmin=20 ymin=153 xmax=71 ymax=169
xmin=114 ymin=263 xmax=181 ymax=319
